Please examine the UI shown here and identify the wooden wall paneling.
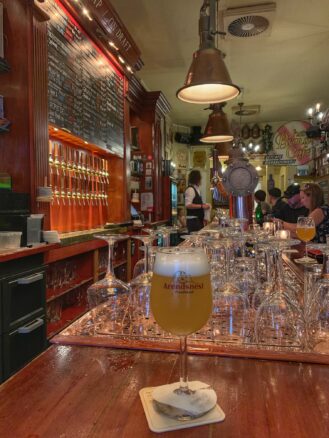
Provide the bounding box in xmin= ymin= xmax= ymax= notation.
xmin=108 ymin=156 xmax=125 ymax=223
xmin=123 ymin=77 xmax=131 ymax=222
xmin=31 ymin=1 xmax=50 ymax=228
xmin=0 ymin=0 xmax=31 ymax=195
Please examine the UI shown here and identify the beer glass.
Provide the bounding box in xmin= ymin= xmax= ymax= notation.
xmin=296 ymin=216 xmax=316 ymax=263
xmin=150 ymin=247 xmax=216 ymax=419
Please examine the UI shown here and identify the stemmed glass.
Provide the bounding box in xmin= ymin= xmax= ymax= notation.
xmin=254 ymin=235 xmax=300 ymax=346
xmin=150 ymin=247 xmax=217 ymax=419
xmin=296 ymin=216 xmax=316 ymax=263
xmin=130 ymin=233 xmax=158 ymax=286
xmin=87 ymin=234 xmax=129 ymax=308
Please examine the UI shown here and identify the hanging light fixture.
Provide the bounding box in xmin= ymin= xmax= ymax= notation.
xmin=176 ymin=0 xmax=240 ymax=104
xmin=200 ymin=103 xmax=233 ymax=143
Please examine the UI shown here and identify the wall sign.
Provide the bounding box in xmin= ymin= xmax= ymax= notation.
xmin=264 ymin=121 xmax=314 ymax=166
xmin=44 ymin=0 xmax=124 ymax=157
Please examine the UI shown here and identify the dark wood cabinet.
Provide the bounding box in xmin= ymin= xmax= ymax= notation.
xmin=0 ymin=257 xmax=47 ymax=382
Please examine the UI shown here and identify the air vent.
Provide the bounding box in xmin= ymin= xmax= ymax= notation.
xmin=228 ymin=15 xmax=269 ymax=38
xmin=223 ymin=3 xmax=276 ymax=39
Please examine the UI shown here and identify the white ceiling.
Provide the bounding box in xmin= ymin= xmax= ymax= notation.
xmin=110 ymin=0 xmax=329 ymax=128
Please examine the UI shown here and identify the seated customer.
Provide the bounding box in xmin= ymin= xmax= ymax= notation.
xmin=268 ymin=187 xmax=286 ymax=218
xmin=278 ymin=184 xmax=308 ymax=223
xmin=281 ymin=183 xmax=329 ymax=243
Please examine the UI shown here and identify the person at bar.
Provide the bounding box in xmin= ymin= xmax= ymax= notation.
xmin=268 ymin=187 xmax=286 ymax=218
xmin=185 ymin=170 xmax=210 ymax=233
xmin=277 ymin=184 xmax=308 ymax=223
xmin=279 ymin=183 xmax=329 ymax=242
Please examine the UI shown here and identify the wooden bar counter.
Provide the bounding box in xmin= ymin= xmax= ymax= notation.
xmin=0 ymin=345 xmax=329 ymax=437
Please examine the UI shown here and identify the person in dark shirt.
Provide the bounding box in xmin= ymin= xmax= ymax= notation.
xmin=268 ymin=188 xmax=286 ymax=218
xmin=185 ymin=170 xmax=210 ymax=233
xmin=277 ymin=184 xmax=308 ymax=223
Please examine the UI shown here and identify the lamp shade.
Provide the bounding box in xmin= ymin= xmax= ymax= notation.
xmin=200 ymin=104 xmax=234 ymax=143
xmin=176 ymin=47 xmax=240 ymax=104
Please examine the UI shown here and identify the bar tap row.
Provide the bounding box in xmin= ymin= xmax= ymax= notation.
xmin=48 ymin=141 xmax=110 ymax=206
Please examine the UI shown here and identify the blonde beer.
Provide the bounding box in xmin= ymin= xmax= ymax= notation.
xmin=151 ymin=248 xmax=212 ymax=336
xmin=296 ymin=227 xmax=316 ymax=242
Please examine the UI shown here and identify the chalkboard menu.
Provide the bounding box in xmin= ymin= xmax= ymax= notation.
xmin=45 ymin=0 xmax=124 ymax=157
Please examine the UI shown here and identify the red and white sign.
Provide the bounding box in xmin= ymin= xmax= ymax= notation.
xmin=265 ymin=121 xmax=315 ymax=166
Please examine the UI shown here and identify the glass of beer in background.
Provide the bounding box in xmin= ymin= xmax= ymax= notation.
xmin=150 ymin=247 xmax=215 ymax=418
xmin=296 ymin=216 xmax=316 ymax=262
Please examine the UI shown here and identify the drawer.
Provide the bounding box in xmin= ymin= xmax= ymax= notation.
xmin=3 ymin=316 xmax=46 ymax=379
xmin=2 ymin=268 xmax=46 ymax=333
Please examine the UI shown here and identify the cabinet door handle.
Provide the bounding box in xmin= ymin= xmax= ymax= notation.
xmin=18 ymin=318 xmax=44 ymax=334
xmin=17 ymin=273 xmax=43 ymax=285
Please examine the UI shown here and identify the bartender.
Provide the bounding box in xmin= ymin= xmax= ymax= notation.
xmin=185 ymin=169 xmax=210 ymax=233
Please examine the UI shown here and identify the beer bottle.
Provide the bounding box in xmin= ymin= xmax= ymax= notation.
xmin=255 ymin=203 xmax=263 ymax=225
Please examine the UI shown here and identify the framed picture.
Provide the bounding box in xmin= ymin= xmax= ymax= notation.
xmin=145 ymin=176 xmax=153 ymax=190
xmin=192 ymin=150 xmax=207 ymax=169
xmin=146 ymin=162 xmax=152 ymax=170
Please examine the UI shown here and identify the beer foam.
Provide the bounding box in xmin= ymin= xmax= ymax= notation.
xmin=153 ymin=248 xmax=210 ymax=277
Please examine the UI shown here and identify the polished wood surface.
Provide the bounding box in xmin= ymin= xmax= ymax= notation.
xmin=0 ymin=0 xmax=32 ymax=193
xmin=0 ymin=243 xmax=59 ymax=263
xmin=0 ymin=345 xmax=328 ymax=437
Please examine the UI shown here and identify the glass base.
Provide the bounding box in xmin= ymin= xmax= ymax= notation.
xmin=295 ymin=256 xmax=317 ymax=265
xmin=219 ymin=282 xmax=241 ymax=297
xmin=87 ymin=277 xmax=130 ymax=307
xmin=152 ymin=381 xmax=217 ymax=420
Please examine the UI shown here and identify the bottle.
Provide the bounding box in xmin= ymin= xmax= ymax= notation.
xmin=267 ymin=174 xmax=275 ymax=191
xmin=255 ymin=203 xmax=263 ymax=225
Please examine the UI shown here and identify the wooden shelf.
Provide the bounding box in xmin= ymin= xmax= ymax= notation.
xmin=46 ymin=277 xmax=93 ymax=303
xmin=47 ymin=304 xmax=88 ymax=339
xmin=49 ymin=125 xmax=118 ymax=158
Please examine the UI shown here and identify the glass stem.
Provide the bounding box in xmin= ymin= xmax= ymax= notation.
xmin=164 ymin=234 xmax=170 ymax=247
xmin=178 ymin=336 xmax=189 ymax=393
xmin=144 ymin=243 xmax=149 ymax=274
xmin=273 ymin=249 xmax=285 ymax=293
xmin=225 ymin=246 xmax=230 ymax=283
xmin=305 ymin=243 xmax=308 ymax=259
xmin=265 ymin=249 xmax=272 ymax=282
xmin=107 ymin=242 xmax=115 ymax=276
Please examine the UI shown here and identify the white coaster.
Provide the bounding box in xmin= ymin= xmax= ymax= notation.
xmin=295 ymin=257 xmax=317 ymax=264
xmin=139 ymin=385 xmax=225 ymax=433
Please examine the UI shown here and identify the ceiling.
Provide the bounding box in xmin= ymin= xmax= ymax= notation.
xmin=110 ymin=0 xmax=329 ymax=128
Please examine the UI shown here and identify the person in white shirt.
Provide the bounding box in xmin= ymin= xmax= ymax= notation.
xmin=185 ymin=170 xmax=210 ymax=233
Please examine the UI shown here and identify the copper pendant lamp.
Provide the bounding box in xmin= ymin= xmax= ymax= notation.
xmin=200 ymin=103 xmax=233 ymax=143
xmin=176 ymin=0 xmax=240 ymax=104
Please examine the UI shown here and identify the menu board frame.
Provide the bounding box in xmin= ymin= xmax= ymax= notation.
xmin=45 ymin=0 xmax=125 ymax=158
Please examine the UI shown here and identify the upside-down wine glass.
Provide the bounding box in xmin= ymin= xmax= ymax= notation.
xmin=130 ymin=233 xmax=158 ymax=287
xmin=150 ymin=247 xmax=217 ymax=419
xmin=87 ymin=234 xmax=130 ymax=308
xmin=254 ymin=234 xmax=300 ymax=346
